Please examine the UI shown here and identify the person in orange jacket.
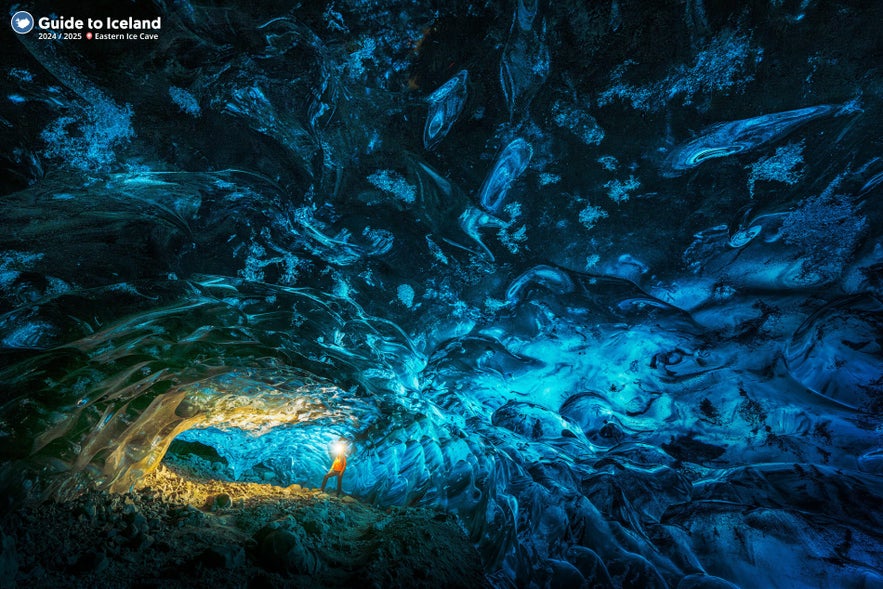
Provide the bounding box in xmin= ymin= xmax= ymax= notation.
xmin=320 ymin=439 xmax=347 ymax=495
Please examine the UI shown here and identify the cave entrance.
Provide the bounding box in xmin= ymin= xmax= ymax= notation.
xmin=132 ymin=423 xmax=353 ymax=515
xmin=153 ymin=422 xmax=352 ymax=504
xmin=126 ymin=369 xmax=358 ymax=503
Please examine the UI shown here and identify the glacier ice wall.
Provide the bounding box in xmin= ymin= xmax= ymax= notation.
xmin=1 ymin=0 xmax=882 ymax=587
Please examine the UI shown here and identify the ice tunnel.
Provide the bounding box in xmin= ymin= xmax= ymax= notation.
xmin=2 ymin=0 xmax=883 ymax=587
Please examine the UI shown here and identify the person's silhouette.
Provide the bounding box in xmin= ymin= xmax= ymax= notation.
xmin=320 ymin=439 xmax=347 ymax=495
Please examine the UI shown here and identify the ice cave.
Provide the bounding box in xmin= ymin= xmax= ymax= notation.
xmin=1 ymin=0 xmax=882 ymax=587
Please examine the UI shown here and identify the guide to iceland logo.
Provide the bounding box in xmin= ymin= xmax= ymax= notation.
xmin=11 ymin=10 xmax=34 ymax=34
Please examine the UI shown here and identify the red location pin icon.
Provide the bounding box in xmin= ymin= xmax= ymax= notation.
xmin=86 ymin=31 xmax=93 ymax=40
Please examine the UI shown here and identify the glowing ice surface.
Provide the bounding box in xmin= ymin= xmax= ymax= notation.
xmin=2 ymin=4 xmax=882 ymax=589
xmin=478 ymin=138 xmax=532 ymax=214
xmin=662 ymin=103 xmax=847 ymax=177
xmin=424 ymin=70 xmax=468 ymax=150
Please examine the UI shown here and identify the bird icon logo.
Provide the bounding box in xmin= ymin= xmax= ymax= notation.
xmin=11 ymin=11 xmax=35 ymax=34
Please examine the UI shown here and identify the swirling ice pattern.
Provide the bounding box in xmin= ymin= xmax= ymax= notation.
xmin=424 ymin=70 xmax=468 ymax=150
xmin=662 ymin=104 xmax=843 ymax=177
xmin=500 ymin=0 xmax=549 ymax=117
xmin=478 ymin=138 xmax=533 ymax=214
xmin=785 ymin=294 xmax=883 ymax=412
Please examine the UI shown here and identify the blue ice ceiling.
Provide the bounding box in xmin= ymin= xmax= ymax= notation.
xmin=1 ymin=0 xmax=882 ymax=587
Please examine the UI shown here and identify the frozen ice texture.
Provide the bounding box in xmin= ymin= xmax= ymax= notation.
xmin=478 ymin=138 xmax=532 ymax=214
xmin=424 ymin=70 xmax=468 ymax=150
xmin=661 ymin=103 xmax=847 ymax=177
xmin=1 ymin=3 xmax=881 ymax=588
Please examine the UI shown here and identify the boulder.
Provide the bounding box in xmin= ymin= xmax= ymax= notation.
xmin=207 ymin=493 xmax=232 ymax=511
xmin=199 ymin=545 xmax=245 ymax=570
xmin=255 ymin=526 xmax=319 ymax=575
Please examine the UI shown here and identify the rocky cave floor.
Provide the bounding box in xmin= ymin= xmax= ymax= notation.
xmin=0 ymin=456 xmax=488 ymax=588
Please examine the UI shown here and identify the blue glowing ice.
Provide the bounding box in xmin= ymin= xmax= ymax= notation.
xmin=40 ymin=96 xmax=134 ymax=173
xmin=367 ymin=169 xmax=417 ymax=204
xmin=747 ymin=141 xmax=804 ymax=196
xmin=168 ymin=86 xmax=201 ymax=116
xmin=786 ymin=294 xmax=883 ymax=411
xmin=604 ymin=175 xmax=640 ymax=203
xmin=478 ymin=138 xmax=532 ymax=214
xmin=3 ymin=5 xmax=882 ymax=589
xmin=500 ymin=1 xmax=549 ymax=117
xmin=506 ymin=265 xmax=574 ymax=304
xmin=424 ymin=70 xmax=468 ymax=150
xmin=551 ymin=100 xmax=605 ymax=146
xmin=397 ymin=284 xmax=416 ymax=308
xmin=578 ymin=201 xmax=608 ymax=230
xmin=662 ymin=103 xmax=848 ymax=177
xmin=598 ymin=30 xmax=759 ymax=112
xmin=779 ymin=187 xmax=867 ymax=283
